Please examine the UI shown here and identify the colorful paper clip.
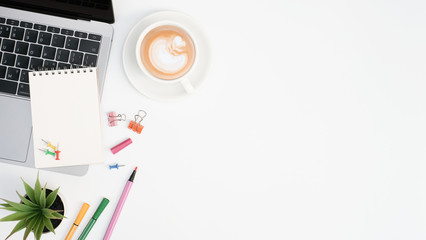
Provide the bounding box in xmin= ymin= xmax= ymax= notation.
xmin=39 ymin=148 xmax=56 ymax=157
xmin=107 ymin=112 xmax=126 ymax=127
xmin=128 ymin=110 xmax=147 ymax=134
xmin=109 ymin=163 xmax=125 ymax=170
xmin=42 ymin=139 xmax=57 ymax=151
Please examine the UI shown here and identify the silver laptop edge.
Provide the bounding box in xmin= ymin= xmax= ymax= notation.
xmin=0 ymin=6 xmax=113 ymax=176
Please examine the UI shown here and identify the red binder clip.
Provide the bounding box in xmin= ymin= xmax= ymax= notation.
xmin=128 ymin=110 xmax=147 ymax=134
xmin=107 ymin=112 xmax=126 ymax=127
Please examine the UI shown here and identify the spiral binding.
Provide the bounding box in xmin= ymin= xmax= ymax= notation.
xmin=31 ymin=66 xmax=94 ymax=77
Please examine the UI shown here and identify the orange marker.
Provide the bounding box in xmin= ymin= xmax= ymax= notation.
xmin=65 ymin=203 xmax=90 ymax=240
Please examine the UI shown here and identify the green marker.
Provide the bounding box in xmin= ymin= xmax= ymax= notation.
xmin=78 ymin=198 xmax=109 ymax=240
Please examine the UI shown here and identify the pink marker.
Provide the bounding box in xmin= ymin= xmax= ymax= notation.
xmin=103 ymin=167 xmax=138 ymax=240
xmin=110 ymin=138 xmax=132 ymax=154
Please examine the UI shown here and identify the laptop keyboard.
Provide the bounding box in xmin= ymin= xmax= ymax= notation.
xmin=0 ymin=17 xmax=102 ymax=98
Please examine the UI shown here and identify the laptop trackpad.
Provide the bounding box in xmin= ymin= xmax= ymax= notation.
xmin=0 ymin=97 xmax=32 ymax=162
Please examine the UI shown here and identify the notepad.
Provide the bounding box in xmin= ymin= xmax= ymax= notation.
xmin=29 ymin=67 xmax=104 ymax=168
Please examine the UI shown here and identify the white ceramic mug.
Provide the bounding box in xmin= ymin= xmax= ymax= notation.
xmin=135 ymin=21 xmax=198 ymax=93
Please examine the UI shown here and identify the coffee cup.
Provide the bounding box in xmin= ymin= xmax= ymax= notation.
xmin=135 ymin=21 xmax=198 ymax=93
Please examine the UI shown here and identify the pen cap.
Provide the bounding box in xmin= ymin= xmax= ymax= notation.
xmin=93 ymin=198 xmax=109 ymax=220
xmin=75 ymin=203 xmax=90 ymax=225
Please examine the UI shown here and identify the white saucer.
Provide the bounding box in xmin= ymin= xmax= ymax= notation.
xmin=123 ymin=11 xmax=211 ymax=101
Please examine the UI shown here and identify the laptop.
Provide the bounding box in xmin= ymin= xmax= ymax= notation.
xmin=0 ymin=0 xmax=114 ymax=175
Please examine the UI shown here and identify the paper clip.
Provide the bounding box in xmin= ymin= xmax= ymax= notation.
xmin=109 ymin=163 xmax=125 ymax=170
xmin=107 ymin=112 xmax=126 ymax=127
xmin=42 ymin=139 xmax=57 ymax=151
xmin=39 ymin=148 xmax=56 ymax=157
xmin=128 ymin=110 xmax=147 ymax=134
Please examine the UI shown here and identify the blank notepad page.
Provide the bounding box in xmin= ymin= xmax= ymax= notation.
xmin=29 ymin=68 xmax=104 ymax=168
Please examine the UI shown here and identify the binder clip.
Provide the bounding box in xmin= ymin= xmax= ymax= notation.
xmin=128 ymin=110 xmax=147 ymax=134
xmin=107 ymin=112 xmax=126 ymax=127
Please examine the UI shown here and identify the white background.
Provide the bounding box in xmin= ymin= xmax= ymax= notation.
xmin=1 ymin=0 xmax=426 ymax=239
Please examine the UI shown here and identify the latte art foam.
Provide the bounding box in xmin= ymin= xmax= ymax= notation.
xmin=140 ymin=25 xmax=195 ymax=80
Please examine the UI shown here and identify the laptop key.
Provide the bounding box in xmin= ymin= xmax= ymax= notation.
xmin=61 ymin=29 xmax=74 ymax=36
xmin=82 ymin=2 xmax=95 ymax=7
xmin=19 ymin=70 xmax=30 ymax=83
xmin=29 ymin=58 xmax=43 ymax=70
xmin=1 ymin=39 xmax=15 ymax=52
xmin=28 ymin=44 xmax=42 ymax=57
xmin=0 ymin=25 xmax=11 ymax=38
xmin=0 ymin=79 xmax=17 ymax=94
xmin=15 ymin=41 xmax=29 ymax=54
xmin=2 ymin=53 xmax=16 ymax=66
xmin=83 ymin=54 xmax=97 ymax=67
xmin=79 ymin=39 xmax=99 ymax=54
xmin=24 ymin=29 xmax=38 ymax=43
xmin=88 ymin=34 xmax=101 ymax=41
xmin=16 ymin=55 xmax=30 ymax=69
xmin=58 ymin=62 xmax=71 ymax=69
xmin=75 ymin=31 xmax=88 ymax=38
xmin=42 ymin=46 xmax=56 ymax=60
xmin=47 ymin=26 xmax=60 ymax=33
xmin=6 ymin=67 xmax=20 ymax=81
xmin=0 ymin=65 xmax=6 ymax=78
xmin=11 ymin=27 xmax=25 ymax=40
xmin=38 ymin=32 xmax=52 ymax=45
xmin=6 ymin=19 xmax=19 ymax=26
xmin=56 ymin=49 xmax=70 ymax=62
xmin=17 ymin=83 xmax=30 ymax=97
xmin=43 ymin=60 xmax=57 ymax=69
xmin=0 ymin=18 xmax=5 ymax=24
xmin=34 ymin=24 xmax=47 ymax=31
xmin=52 ymin=34 xmax=65 ymax=48
xmin=69 ymin=51 xmax=83 ymax=65
xmin=65 ymin=37 xmax=79 ymax=50
xmin=20 ymin=22 xmax=33 ymax=28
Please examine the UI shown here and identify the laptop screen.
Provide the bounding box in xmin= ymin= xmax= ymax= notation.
xmin=0 ymin=0 xmax=114 ymax=24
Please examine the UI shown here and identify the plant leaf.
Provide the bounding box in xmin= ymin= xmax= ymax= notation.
xmin=34 ymin=173 xmax=41 ymax=205
xmin=39 ymin=184 xmax=47 ymax=208
xmin=23 ymin=214 xmax=39 ymax=240
xmin=0 ymin=203 xmax=12 ymax=208
xmin=45 ymin=187 xmax=59 ymax=208
xmin=0 ymin=206 xmax=20 ymax=212
xmin=21 ymin=178 xmax=36 ymax=203
xmin=34 ymin=214 xmax=45 ymax=240
xmin=0 ymin=211 xmax=35 ymax=222
xmin=0 ymin=199 xmax=38 ymax=212
xmin=51 ymin=211 xmax=65 ymax=219
xmin=4 ymin=219 xmax=26 ymax=240
xmin=42 ymin=216 xmax=55 ymax=234
xmin=41 ymin=208 xmax=56 ymax=219
xmin=16 ymin=191 xmax=39 ymax=208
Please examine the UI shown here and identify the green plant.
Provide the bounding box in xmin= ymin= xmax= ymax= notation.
xmin=0 ymin=173 xmax=65 ymax=240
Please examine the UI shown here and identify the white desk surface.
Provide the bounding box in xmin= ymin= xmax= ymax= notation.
xmin=1 ymin=0 xmax=426 ymax=239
